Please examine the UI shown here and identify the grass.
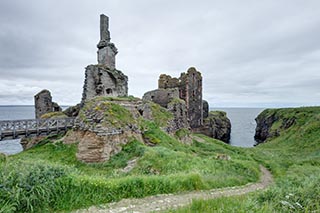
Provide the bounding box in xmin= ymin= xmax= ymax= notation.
xmin=169 ymin=106 xmax=320 ymax=212
xmin=0 ymin=128 xmax=260 ymax=212
xmin=4 ymin=100 xmax=319 ymax=212
xmin=40 ymin=111 xmax=68 ymax=119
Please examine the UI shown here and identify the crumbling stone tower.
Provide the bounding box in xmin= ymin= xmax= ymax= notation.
xmin=97 ymin=14 xmax=118 ymax=69
xmin=34 ymin=89 xmax=61 ymax=119
xmin=81 ymin=14 xmax=128 ymax=104
xmin=145 ymin=67 xmax=204 ymax=129
xmin=179 ymin=68 xmax=203 ymax=128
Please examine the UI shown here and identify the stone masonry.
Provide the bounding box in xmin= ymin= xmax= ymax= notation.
xmin=34 ymin=89 xmax=61 ymax=119
xmin=146 ymin=67 xmax=204 ymax=129
xmin=179 ymin=68 xmax=203 ymax=128
xmin=97 ymin=14 xmax=118 ymax=69
xmin=81 ymin=14 xmax=128 ymax=104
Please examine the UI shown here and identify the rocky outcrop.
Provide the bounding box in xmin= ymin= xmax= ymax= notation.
xmin=193 ymin=111 xmax=231 ymax=143
xmin=34 ymin=89 xmax=62 ymax=119
xmin=65 ymin=98 xmax=142 ymax=163
xmin=254 ymin=109 xmax=296 ymax=144
xmin=202 ymin=100 xmax=209 ymax=119
xmin=64 ymin=97 xmax=176 ymax=163
xmin=63 ymin=104 xmax=81 ymax=117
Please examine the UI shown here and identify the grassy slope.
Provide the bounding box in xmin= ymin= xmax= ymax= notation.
xmin=170 ymin=107 xmax=320 ymax=212
xmin=0 ymin=134 xmax=259 ymax=212
xmin=0 ymin=99 xmax=260 ymax=212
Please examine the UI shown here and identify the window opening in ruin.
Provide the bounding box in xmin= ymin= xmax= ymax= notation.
xmin=106 ymin=88 xmax=113 ymax=94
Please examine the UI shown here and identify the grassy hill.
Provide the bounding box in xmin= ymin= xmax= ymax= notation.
xmin=1 ymin=106 xmax=319 ymax=212
xmin=170 ymin=107 xmax=320 ymax=212
xmin=0 ymin=124 xmax=259 ymax=212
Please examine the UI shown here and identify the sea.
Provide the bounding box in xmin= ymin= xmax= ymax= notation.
xmin=0 ymin=106 xmax=264 ymax=155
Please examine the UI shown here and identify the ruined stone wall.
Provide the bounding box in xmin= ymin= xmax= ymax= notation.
xmin=34 ymin=89 xmax=61 ymax=119
xmin=81 ymin=65 xmax=128 ymax=104
xmin=158 ymin=74 xmax=180 ymax=89
xmin=142 ymin=88 xmax=179 ymax=108
xmin=179 ymin=67 xmax=203 ymax=128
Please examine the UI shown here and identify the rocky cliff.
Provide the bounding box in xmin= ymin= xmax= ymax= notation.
xmin=193 ymin=111 xmax=231 ymax=143
xmin=254 ymin=108 xmax=296 ymax=144
xmin=63 ymin=97 xmax=182 ymax=163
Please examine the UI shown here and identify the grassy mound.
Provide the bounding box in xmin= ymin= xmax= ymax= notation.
xmin=0 ymin=128 xmax=259 ymax=212
xmin=170 ymin=107 xmax=320 ymax=212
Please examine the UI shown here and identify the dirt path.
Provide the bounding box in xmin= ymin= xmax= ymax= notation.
xmin=74 ymin=165 xmax=273 ymax=213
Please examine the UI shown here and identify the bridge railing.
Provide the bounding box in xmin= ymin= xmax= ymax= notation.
xmin=0 ymin=118 xmax=75 ymax=140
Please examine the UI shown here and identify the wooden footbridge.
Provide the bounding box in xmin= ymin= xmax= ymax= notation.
xmin=0 ymin=118 xmax=75 ymax=141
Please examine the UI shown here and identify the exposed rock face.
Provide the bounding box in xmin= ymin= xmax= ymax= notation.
xmin=254 ymin=109 xmax=296 ymax=144
xmin=142 ymin=88 xmax=179 ymax=108
xmin=34 ymin=89 xmax=61 ymax=119
xmin=64 ymin=97 xmax=175 ymax=163
xmin=193 ymin=111 xmax=231 ymax=143
xmin=202 ymin=100 xmax=209 ymax=119
xmin=65 ymin=98 xmax=142 ymax=163
xmin=63 ymin=104 xmax=81 ymax=117
xmin=81 ymin=65 xmax=128 ymax=103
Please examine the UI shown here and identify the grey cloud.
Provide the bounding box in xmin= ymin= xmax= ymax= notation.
xmin=0 ymin=0 xmax=320 ymax=107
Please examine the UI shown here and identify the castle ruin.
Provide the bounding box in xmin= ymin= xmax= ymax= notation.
xmin=144 ymin=67 xmax=205 ymax=129
xmin=34 ymin=89 xmax=61 ymax=119
xmin=81 ymin=14 xmax=128 ymax=104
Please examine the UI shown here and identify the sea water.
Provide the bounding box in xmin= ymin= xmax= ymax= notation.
xmin=0 ymin=106 xmax=264 ymax=154
xmin=212 ymin=108 xmax=264 ymax=147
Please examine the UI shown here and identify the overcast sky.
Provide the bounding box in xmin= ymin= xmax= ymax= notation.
xmin=0 ymin=0 xmax=319 ymax=107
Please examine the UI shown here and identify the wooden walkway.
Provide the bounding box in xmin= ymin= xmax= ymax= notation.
xmin=0 ymin=118 xmax=75 ymax=141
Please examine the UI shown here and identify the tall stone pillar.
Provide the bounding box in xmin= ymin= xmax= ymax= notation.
xmin=97 ymin=14 xmax=118 ymax=69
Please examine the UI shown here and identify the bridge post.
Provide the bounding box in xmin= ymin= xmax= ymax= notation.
xmin=0 ymin=122 xmax=2 ymax=140
xmin=13 ymin=121 xmax=16 ymax=139
xmin=46 ymin=120 xmax=49 ymax=135
xmin=25 ymin=120 xmax=28 ymax=138
xmin=37 ymin=119 xmax=40 ymax=136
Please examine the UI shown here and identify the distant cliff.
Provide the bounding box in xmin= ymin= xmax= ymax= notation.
xmin=254 ymin=108 xmax=298 ymax=144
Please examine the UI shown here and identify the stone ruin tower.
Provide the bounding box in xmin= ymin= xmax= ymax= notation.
xmin=158 ymin=68 xmax=204 ymax=128
xmin=81 ymin=14 xmax=128 ymax=104
xmin=144 ymin=67 xmax=207 ymax=129
xmin=34 ymin=89 xmax=61 ymax=119
xmin=178 ymin=68 xmax=203 ymax=128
